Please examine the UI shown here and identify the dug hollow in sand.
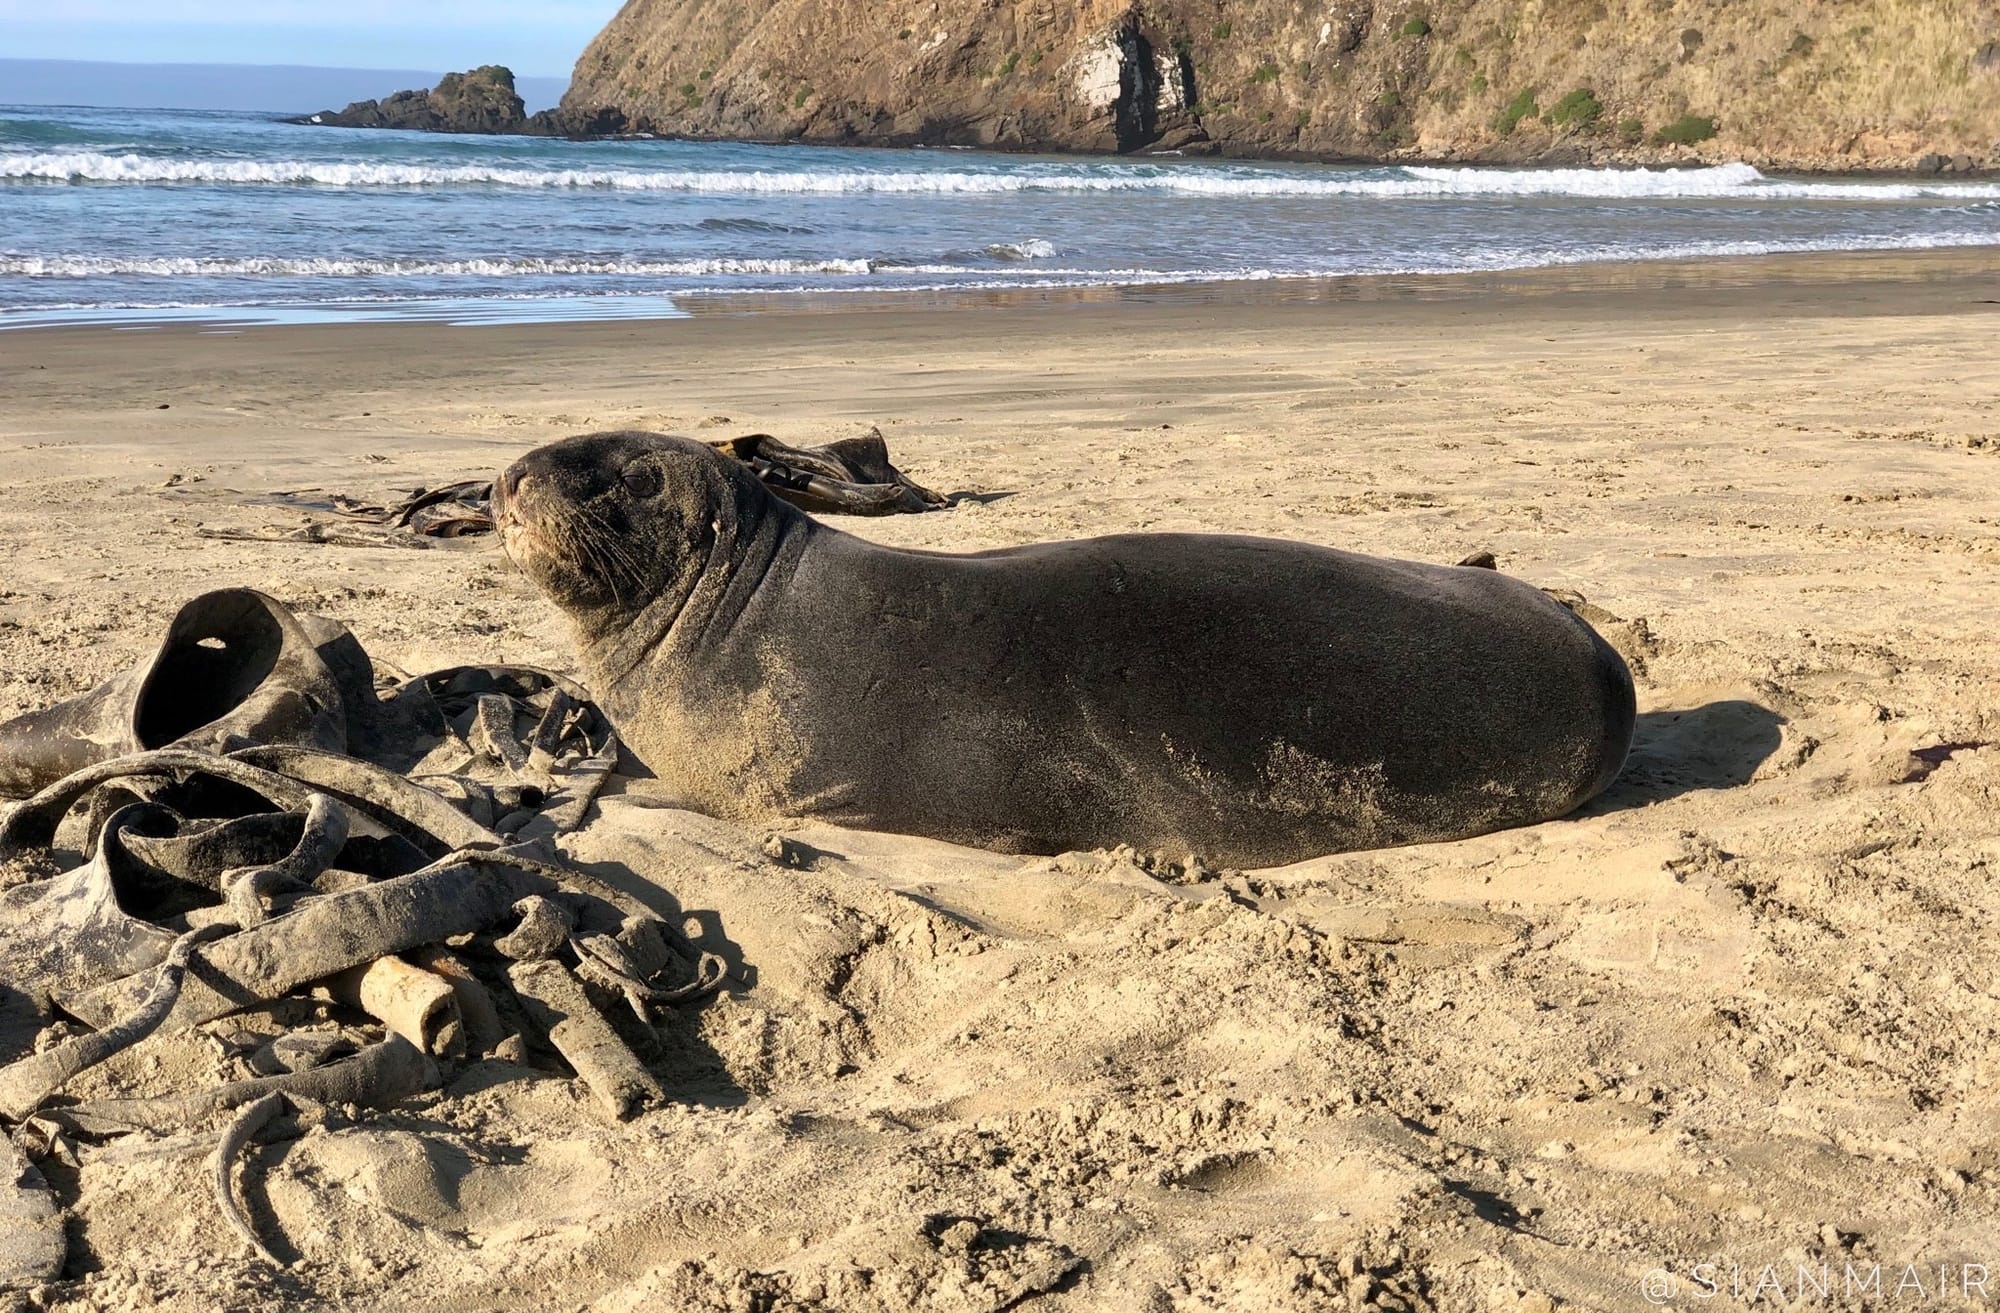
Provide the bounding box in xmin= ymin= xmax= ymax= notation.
xmin=497 ymin=431 xmax=1638 ymax=867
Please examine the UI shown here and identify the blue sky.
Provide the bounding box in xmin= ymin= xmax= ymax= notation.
xmin=0 ymin=1 xmax=618 ymax=77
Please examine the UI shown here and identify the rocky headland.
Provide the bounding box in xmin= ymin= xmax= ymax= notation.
xmin=300 ymin=3 xmax=2000 ymax=173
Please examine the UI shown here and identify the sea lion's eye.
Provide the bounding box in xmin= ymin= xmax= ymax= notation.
xmin=621 ymin=461 xmax=663 ymax=498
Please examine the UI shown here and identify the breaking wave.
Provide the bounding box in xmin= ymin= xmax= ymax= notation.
xmin=8 ymin=152 xmax=2000 ymax=201
xmin=0 ymin=254 xmax=884 ymax=278
xmin=985 ymin=239 xmax=1058 ymax=259
xmin=6 ymin=230 xmax=1998 ymax=305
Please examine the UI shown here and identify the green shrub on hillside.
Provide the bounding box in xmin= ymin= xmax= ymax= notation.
xmin=1251 ymin=62 xmax=1281 ymax=83
xmin=1653 ymin=113 xmax=1718 ymax=145
xmin=1616 ymin=116 xmax=1644 ymax=144
xmin=1494 ymin=87 xmax=1539 ymax=134
xmin=1547 ymin=88 xmax=1602 ymax=129
xmin=1400 ymin=18 xmax=1432 ymax=38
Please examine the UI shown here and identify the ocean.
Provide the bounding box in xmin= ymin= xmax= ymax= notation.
xmin=3 ymin=102 xmax=1998 ymax=328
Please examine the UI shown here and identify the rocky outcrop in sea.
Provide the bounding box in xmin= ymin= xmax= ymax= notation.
xmin=295 ymin=66 xmax=571 ymax=135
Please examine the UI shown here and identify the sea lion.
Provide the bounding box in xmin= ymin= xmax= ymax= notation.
xmin=495 ymin=431 xmax=1636 ymax=868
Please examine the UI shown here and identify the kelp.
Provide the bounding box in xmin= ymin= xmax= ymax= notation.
xmin=0 ymin=589 xmax=727 ymax=1278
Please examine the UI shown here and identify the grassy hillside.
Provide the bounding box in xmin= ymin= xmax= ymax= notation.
xmin=562 ymin=0 xmax=2000 ymax=169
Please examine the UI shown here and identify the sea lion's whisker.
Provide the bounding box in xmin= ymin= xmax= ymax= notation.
xmin=552 ymin=500 xmax=650 ymax=608
xmin=536 ymin=502 xmax=606 ymax=579
xmin=555 ymin=504 xmax=639 ymax=609
xmin=570 ymin=502 xmax=649 ymax=582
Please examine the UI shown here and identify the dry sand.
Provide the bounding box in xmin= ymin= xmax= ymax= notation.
xmin=3 ymin=251 xmax=1999 ymax=1312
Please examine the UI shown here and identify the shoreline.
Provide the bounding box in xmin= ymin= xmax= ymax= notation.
xmin=6 ymin=245 xmax=1998 ymax=334
xmin=277 ymin=115 xmax=2000 ymax=181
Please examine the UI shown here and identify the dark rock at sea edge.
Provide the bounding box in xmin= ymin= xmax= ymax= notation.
xmin=292 ymin=64 xmax=578 ymax=136
xmin=291 ymin=69 xmax=672 ymax=141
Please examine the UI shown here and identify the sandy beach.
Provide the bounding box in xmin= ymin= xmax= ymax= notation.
xmin=4 ymin=249 xmax=2000 ymax=1311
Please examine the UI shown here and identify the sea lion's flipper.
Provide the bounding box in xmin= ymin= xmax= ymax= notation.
xmin=1457 ymin=551 xmax=1499 ymax=569
xmin=0 ymin=589 xmax=352 ymax=800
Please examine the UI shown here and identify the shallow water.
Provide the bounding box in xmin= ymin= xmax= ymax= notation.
xmin=3 ymin=103 xmax=1997 ymax=326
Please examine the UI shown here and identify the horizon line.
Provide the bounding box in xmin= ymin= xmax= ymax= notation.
xmin=0 ymin=55 xmax=574 ymax=80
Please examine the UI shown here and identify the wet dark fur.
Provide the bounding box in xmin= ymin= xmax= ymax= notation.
xmin=498 ymin=432 xmax=1636 ymax=867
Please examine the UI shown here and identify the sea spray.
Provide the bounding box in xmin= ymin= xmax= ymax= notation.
xmin=9 ymin=152 xmax=2000 ymax=202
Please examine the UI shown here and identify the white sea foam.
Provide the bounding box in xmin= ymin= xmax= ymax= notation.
xmin=1397 ymin=162 xmax=2000 ymax=201
xmin=7 ymin=151 xmax=2000 ymax=201
xmin=5 ymin=228 xmax=1997 ymax=324
xmin=0 ymin=254 xmax=882 ymax=278
xmin=986 ymin=239 xmax=1058 ymax=259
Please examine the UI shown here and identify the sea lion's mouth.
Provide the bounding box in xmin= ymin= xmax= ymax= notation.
xmin=491 ymin=475 xmax=548 ymax=573
xmin=492 ymin=441 xmax=679 ymax=615
xmin=489 ymin=470 xmax=614 ymax=608
xmin=495 ymin=508 xmax=553 ymax=574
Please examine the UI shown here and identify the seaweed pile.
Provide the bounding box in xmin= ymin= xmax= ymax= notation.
xmin=192 ymin=428 xmax=950 ymax=550
xmin=0 ymin=589 xmax=723 ymax=1287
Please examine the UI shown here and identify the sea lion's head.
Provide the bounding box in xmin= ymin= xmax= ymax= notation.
xmin=495 ymin=431 xmax=771 ymax=629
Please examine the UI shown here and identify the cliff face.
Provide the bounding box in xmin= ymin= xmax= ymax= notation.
xmin=562 ymin=0 xmax=2000 ymax=170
